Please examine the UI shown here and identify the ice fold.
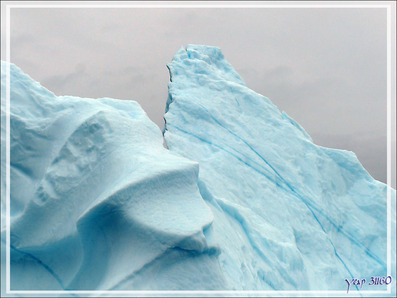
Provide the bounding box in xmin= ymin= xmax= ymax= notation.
xmin=1 ymin=61 xmax=222 ymax=291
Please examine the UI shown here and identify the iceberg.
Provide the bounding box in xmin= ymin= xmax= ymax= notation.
xmin=0 ymin=44 xmax=395 ymax=294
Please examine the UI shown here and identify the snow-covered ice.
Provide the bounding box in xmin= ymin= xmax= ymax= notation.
xmin=1 ymin=45 xmax=395 ymax=294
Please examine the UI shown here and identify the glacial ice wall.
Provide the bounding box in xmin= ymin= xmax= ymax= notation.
xmin=164 ymin=45 xmax=396 ymax=291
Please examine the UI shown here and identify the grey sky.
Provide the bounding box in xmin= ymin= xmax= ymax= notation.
xmin=3 ymin=2 xmax=396 ymax=187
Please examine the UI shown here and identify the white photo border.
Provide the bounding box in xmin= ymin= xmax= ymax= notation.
xmin=1 ymin=1 xmax=395 ymax=297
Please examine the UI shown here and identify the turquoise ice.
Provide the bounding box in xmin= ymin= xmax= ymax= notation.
xmin=1 ymin=45 xmax=395 ymax=294
xmin=164 ymin=45 xmax=396 ymax=291
xmin=1 ymin=61 xmax=221 ymax=291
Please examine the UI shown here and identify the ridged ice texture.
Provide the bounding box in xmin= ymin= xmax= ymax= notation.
xmin=164 ymin=45 xmax=396 ymax=291
xmin=1 ymin=61 xmax=225 ymax=291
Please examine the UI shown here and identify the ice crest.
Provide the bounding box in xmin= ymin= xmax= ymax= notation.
xmin=164 ymin=44 xmax=396 ymax=291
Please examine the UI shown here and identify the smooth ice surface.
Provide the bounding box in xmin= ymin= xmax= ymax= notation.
xmin=164 ymin=45 xmax=396 ymax=292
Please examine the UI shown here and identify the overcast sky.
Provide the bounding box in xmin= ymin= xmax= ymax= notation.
xmin=3 ymin=2 xmax=396 ymax=187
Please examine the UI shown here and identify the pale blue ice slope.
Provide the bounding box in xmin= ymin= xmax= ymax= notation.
xmin=164 ymin=45 xmax=396 ymax=291
xmin=0 ymin=45 xmax=396 ymax=294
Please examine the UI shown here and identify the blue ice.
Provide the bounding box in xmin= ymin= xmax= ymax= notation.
xmin=1 ymin=44 xmax=395 ymax=294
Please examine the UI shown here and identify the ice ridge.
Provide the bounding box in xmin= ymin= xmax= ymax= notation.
xmin=164 ymin=44 xmax=396 ymax=291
